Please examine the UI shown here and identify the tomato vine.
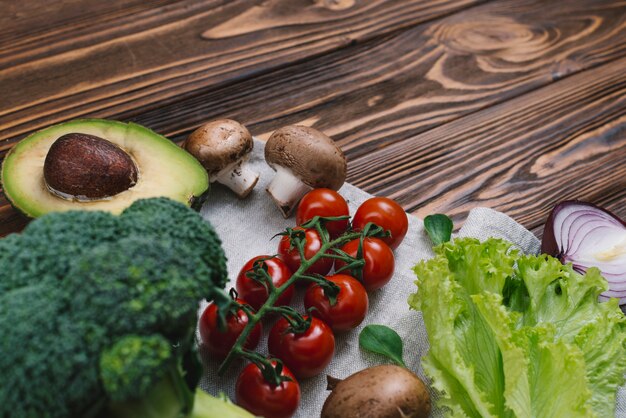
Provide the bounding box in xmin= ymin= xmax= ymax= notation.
xmin=216 ymin=215 xmax=388 ymax=383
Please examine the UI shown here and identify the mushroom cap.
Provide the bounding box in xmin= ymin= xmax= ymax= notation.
xmin=184 ymin=119 xmax=253 ymax=175
xmin=265 ymin=125 xmax=346 ymax=190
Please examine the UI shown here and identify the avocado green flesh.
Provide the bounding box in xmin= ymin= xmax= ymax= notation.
xmin=1 ymin=119 xmax=209 ymax=217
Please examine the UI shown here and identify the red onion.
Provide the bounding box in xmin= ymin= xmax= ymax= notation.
xmin=542 ymin=201 xmax=626 ymax=304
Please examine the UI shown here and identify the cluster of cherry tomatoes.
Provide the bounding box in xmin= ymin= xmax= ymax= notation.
xmin=199 ymin=189 xmax=408 ymax=418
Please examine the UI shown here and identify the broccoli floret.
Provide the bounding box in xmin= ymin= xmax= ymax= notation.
xmin=68 ymin=237 xmax=212 ymax=339
xmin=0 ymin=233 xmax=21 ymax=292
xmin=100 ymin=335 xmax=173 ymax=402
xmin=0 ymin=198 xmax=247 ymax=418
xmin=0 ymin=198 xmax=227 ymax=294
xmin=121 ymin=198 xmax=228 ymax=289
xmin=0 ymin=286 xmax=99 ymax=418
xmin=0 ymin=210 xmax=121 ymax=292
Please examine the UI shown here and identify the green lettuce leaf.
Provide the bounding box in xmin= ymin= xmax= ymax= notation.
xmin=409 ymin=238 xmax=626 ymax=418
xmin=514 ymin=257 xmax=626 ymax=416
xmin=474 ymin=292 xmax=593 ymax=417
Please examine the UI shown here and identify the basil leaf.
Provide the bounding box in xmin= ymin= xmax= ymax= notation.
xmin=359 ymin=324 xmax=406 ymax=367
xmin=424 ymin=214 xmax=453 ymax=245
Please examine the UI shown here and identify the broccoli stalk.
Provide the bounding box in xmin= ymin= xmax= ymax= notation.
xmin=106 ymin=366 xmax=254 ymax=418
xmin=105 ymin=365 xmax=194 ymax=418
xmin=190 ymin=390 xmax=256 ymax=418
xmin=99 ymin=334 xmax=254 ymax=418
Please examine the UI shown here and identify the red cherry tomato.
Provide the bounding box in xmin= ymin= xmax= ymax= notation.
xmin=304 ymin=274 xmax=369 ymax=332
xmin=236 ymin=255 xmax=294 ymax=311
xmin=334 ymin=238 xmax=395 ymax=291
xmin=296 ymin=188 xmax=349 ymax=238
xmin=236 ymin=361 xmax=300 ymax=418
xmin=268 ymin=316 xmax=335 ymax=379
xmin=352 ymin=197 xmax=408 ymax=250
xmin=278 ymin=227 xmax=333 ymax=276
xmin=199 ymin=299 xmax=262 ymax=359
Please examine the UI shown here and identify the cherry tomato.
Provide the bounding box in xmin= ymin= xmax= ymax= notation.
xmin=236 ymin=255 xmax=294 ymax=311
xmin=236 ymin=361 xmax=300 ymax=418
xmin=304 ymin=274 xmax=369 ymax=332
xmin=334 ymin=238 xmax=395 ymax=291
xmin=296 ymin=188 xmax=349 ymax=238
xmin=278 ymin=227 xmax=333 ymax=276
xmin=268 ymin=316 xmax=335 ymax=379
xmin=352 ymin=197 xmax=408 ymax=250
xmin=199 ymin=299 xmax=262 ymax=359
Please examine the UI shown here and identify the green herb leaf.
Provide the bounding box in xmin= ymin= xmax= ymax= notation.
xmin=359 ymin=324 xmax=406 ymax=367
xmin=423 ymin=214 xmax=453 ymax=245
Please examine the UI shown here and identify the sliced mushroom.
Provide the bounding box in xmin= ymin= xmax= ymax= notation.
xmin=265 ymin=125 xmax=346 ymax=217
xmin=184 ymin=119 xmax=259 ymax=198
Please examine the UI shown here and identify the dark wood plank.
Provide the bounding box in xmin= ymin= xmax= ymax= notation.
xmin=1 ymin=0 xmax=624 ymax=237
xmin=358 ymin=57 xmax=626 ymax=233
xmin=122 ymin=0 xmax=625 ymax=235
xmin=0 ymin=0 xmax=481 ymax=148
xmin=119 ymin=0 xmax=626 ymax=155
xmin=0 ymin=202 xmax=29 ymax=237
xmin=0 ymin=0 xmax=214 ymax=66
xmin=529 ymin=187 xmax=626 ymax=238
xmin=0 ymin=0 xmax=175 ymax=42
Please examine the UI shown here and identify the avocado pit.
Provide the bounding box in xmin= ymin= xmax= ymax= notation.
xmin=43 ymin=133 xmax=138 ymax=201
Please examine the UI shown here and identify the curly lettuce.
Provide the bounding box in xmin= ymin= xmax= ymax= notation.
xmin=408 ymin=238 xmax=626 ymax=418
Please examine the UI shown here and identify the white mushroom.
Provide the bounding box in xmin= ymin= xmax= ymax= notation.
xmin=265 ymin=125 xmax=347 ymax=217
xmin=184 ymin=119 xmax=259 ymax=198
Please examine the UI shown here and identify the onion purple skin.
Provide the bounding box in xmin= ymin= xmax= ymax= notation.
xmin=542 ymin=200 xmax=626 ymax=308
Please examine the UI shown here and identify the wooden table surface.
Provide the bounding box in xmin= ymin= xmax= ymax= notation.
xmin=0 ymin=0 xmax=624 ymax=237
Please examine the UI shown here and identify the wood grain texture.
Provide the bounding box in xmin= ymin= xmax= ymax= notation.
xmin=360 ymin=57 xmax=626 ymax=233
xmin=124 ymin=0 xmax=625 ymax=233
xmin=122 ymin=0 xmax=626 ymax=151
xmin=0 ymin=0 xmax=481 ymax=149
xmin=0 ymin=0 xmax=624 ymax=237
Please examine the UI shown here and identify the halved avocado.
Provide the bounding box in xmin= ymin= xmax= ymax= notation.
xmin=1 ymin=119 xmax=209 ymax=217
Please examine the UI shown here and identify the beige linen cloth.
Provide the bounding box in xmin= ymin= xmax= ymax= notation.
xmin=199 ymin=140 xmax=625 ymax=418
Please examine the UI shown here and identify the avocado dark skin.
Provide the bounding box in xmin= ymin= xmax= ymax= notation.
xmin=44 ymin=133 xmax=138 ymax=201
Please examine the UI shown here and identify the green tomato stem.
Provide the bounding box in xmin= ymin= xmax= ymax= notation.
xmin=217 ymin=228 xmax=364 ymax=376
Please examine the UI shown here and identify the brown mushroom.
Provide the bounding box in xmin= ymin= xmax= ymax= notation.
xmin=184 ymin=119 xmax=259 ymax=198
xmin=264 ymin=125 xmax=346 ymax=217
xmin=321 ymin=365 xmax=431 ymax=418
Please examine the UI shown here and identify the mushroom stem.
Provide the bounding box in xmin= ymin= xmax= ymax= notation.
xmin=266 ymin=166 xmax=313 ymax=218
xmin=215 ymin=161 xmax=260 ymax=199
xmin=326 ymin=375 xmax=342 ymax=391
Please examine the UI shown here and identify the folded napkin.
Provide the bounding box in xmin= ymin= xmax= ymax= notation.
xmin=199 ymin=141 xmax=624 ymax=417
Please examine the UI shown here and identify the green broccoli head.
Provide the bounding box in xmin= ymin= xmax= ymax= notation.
xmin=0 ymin=233 xmax=21 ymax=292
xmin=121 ymin=198 xmax=228 ymax=289
xmin=0 ymin=198 xmax=227 ymax=294
xmin=0 ymin=210 xmax=121 ymax=293
xmin=0 ymin=198 xmax=228 ymax=418
xmin=68 ymin=237 xmax=213 ymax=340
xmin=0 ymin=286 xmax=100 ymax=418
xmin=100 ymin=335 xmax=173 ymax=402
